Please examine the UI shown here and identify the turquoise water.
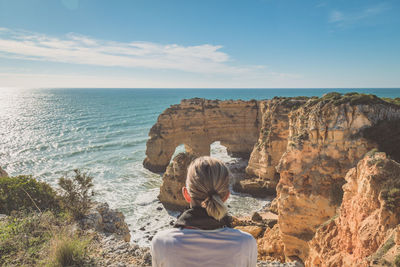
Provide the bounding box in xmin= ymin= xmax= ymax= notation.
xmin=1 ymin=88 xmax=399 ymax=245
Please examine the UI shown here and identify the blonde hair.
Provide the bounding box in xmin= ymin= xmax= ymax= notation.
xmin=186 ymin=156 xmax=230 ymax=221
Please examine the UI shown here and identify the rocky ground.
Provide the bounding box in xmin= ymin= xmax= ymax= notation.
xmin=78 ymin=201 xmax=302 ymax=267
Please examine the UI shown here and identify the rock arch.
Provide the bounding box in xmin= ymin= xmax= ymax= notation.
xmin=143 ymin=98 xmax=262 ymax=173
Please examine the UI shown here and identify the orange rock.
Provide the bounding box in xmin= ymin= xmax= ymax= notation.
xmin=257 ymin=224 xmax=285 ymax=262
xmin=235 ymin=225 xmax=264 ymax=238
xmin=245 ymin=98 xmax=307 ymax=195
xmin=158 ymin=152 xmax=196 ymax=210
xmin=307 ymin=153 xmax=400 ymax=266
xmin=275 ymin=99 xmax=400 ymax=261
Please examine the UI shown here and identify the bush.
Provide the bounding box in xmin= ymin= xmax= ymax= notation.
xmin=46 ymin=234 xmax=89 ymax=267
xmin=0 ymin=175 xmax=59 ymax=215
xmin=384 ymin=188 xmax=400 ymax=212
xmin=58 ymin=170 xmax=94 ymax=220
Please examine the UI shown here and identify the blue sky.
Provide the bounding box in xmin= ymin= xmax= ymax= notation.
xmin=0 ymin=0 xmax=399 ymax=88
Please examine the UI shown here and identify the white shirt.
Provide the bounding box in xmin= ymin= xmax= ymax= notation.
xmin=151 ymin=227 xmax=257 ymax=267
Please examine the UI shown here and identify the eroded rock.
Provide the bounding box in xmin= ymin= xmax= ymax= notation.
xmin=82 ymin=202 xmax=131 ymax=242
xmin=307 ymin=152 xmax=400 ymax=266
xmin=275 ymin=97 xmax=400 ymax=261
xmin=144 ymin=93 xmax=400 ymax=264
xmin=158 ymin=152 xmax=196 ymax=210
xmin=243 ymin=97 xmax=307 ymax=196
xmin=143 ymin=98 xmax=261 ymax=172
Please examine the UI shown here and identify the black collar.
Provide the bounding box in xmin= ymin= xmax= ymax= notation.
xmin=174 ymin=206 xmax=232 ymax=230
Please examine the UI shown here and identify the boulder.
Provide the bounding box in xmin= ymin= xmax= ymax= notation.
xmin=158 ymin=152 xmax=196 ymax=211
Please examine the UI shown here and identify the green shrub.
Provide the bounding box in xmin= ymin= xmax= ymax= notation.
xmin=384 ymin=188 xmax=400 ymax=212
xmin=0 ymin=175 xmax=59 ymax=215
xmin=46 ymin=234 xmax=89 ymax=267
xmin=382 ymin=97 xmax=400 ymax=106
xmin=58 ymin=170 xmax=94 ymax=220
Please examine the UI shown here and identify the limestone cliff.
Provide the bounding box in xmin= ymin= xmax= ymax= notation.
xmin=275 ymin=93 xmax=400 ymax=261
xmin=307 ymin=152 xmax=400 ymax=267
xmin=143 ymin=98 xmax=261 ymax=173
xmin=237 ymin=97 xmax=307 ymax=197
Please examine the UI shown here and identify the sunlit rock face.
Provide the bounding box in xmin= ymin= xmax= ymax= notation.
xmin=241 ymin=97 xmax=307 ymax=196
xmin=158 ymin=152 xmax=196 ymax=211
xmin=143 ymin=98 xmax=261 ymax=173
xmin=307 ymin=152 xmax=400 ymax=267
xmin=275 ymin=95 xmax=400 ymax=262
xmin=0 ymin=167 xmax=8 ymax=178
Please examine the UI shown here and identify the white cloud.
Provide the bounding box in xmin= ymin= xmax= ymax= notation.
xmin=0 ymin=28 xmax=260 ymax=75
xmin=329 ymin=10 xmax=344 ymax=23
xmin=329 ymin=3 xmax=389 ymax=27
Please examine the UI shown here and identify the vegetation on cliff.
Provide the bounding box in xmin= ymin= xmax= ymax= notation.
xmin=0 ymin=171 xmax=94 ymax=266
xmin=306 ymin=92 xmax=400 ymax=107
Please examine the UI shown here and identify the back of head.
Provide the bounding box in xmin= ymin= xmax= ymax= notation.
xmin=186 ymin=156 xmax=230 ymax=221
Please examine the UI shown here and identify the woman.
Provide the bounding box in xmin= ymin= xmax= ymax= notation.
xmin=151 ymin=156 xmax=257 ymax=267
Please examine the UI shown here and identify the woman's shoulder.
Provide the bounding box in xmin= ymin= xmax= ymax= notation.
xmin=224 ymin=227 xmax=257 ymax=243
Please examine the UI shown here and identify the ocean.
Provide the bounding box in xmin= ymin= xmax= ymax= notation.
xmin=1 ymin=88 xmax=399 ymax=245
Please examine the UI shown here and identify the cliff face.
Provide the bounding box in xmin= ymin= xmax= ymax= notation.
xmin=239 ymin=97 xmax=307 ymax=196
xmin=307 ymin=152 xmax=400 ymax=267
xmin=275 ymin=96 xmax=400 ymax=261
xmin=143 ymin=98 xmax=261 ymax=173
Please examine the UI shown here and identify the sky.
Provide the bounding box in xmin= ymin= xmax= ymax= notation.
xmin=0 ymin=0 xmax=399 ymax=88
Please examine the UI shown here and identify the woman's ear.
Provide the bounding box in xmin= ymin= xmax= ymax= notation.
xmin=182 ymin=187 xmax=192 ymax=203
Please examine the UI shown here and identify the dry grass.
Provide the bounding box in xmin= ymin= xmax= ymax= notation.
xmin=46 ymin=233 xmax=90 ymax=267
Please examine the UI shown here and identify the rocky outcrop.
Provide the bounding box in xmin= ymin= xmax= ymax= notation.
xmin=82 ymin=202 xmax=131 ymax=242
xmin=158 ymin=152 xmax=196 ymax=210
xmin=143 ymin=98 xmax=261 ymax=172
xmin=307 ymin=152 xmax=400 ymax=266
xmin=80 ymin=202 xmax=152 ymax=266
xmin=0 ymin=167 xmax=8 ymax=178
xmin=144 ymin=93 xmax=400 ymax=265
xmin=241 ymin=98 xmax=307 ymax=196
xmin=275 ymin=94 xmax=400 ymax=261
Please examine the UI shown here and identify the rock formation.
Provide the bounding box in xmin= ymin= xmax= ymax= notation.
xmin=82 ymin=202 xmax=131 ymax=242
xmin=144 ymin=93 xmax=400 ymax=265
xmin=158 ymin=152 xmax=196 ymax=210
xmin=0 ymin=166 xmax=8 ymax=178
xmin=307 ymin=152 xmax=400 ymax=266
xmin=237 ymin=97 xmax=308 ymax=197
xmin=275 ymin=93 xmax=400 ymax=262
xmin=143 ymin=98 xmax=261 ymax=173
